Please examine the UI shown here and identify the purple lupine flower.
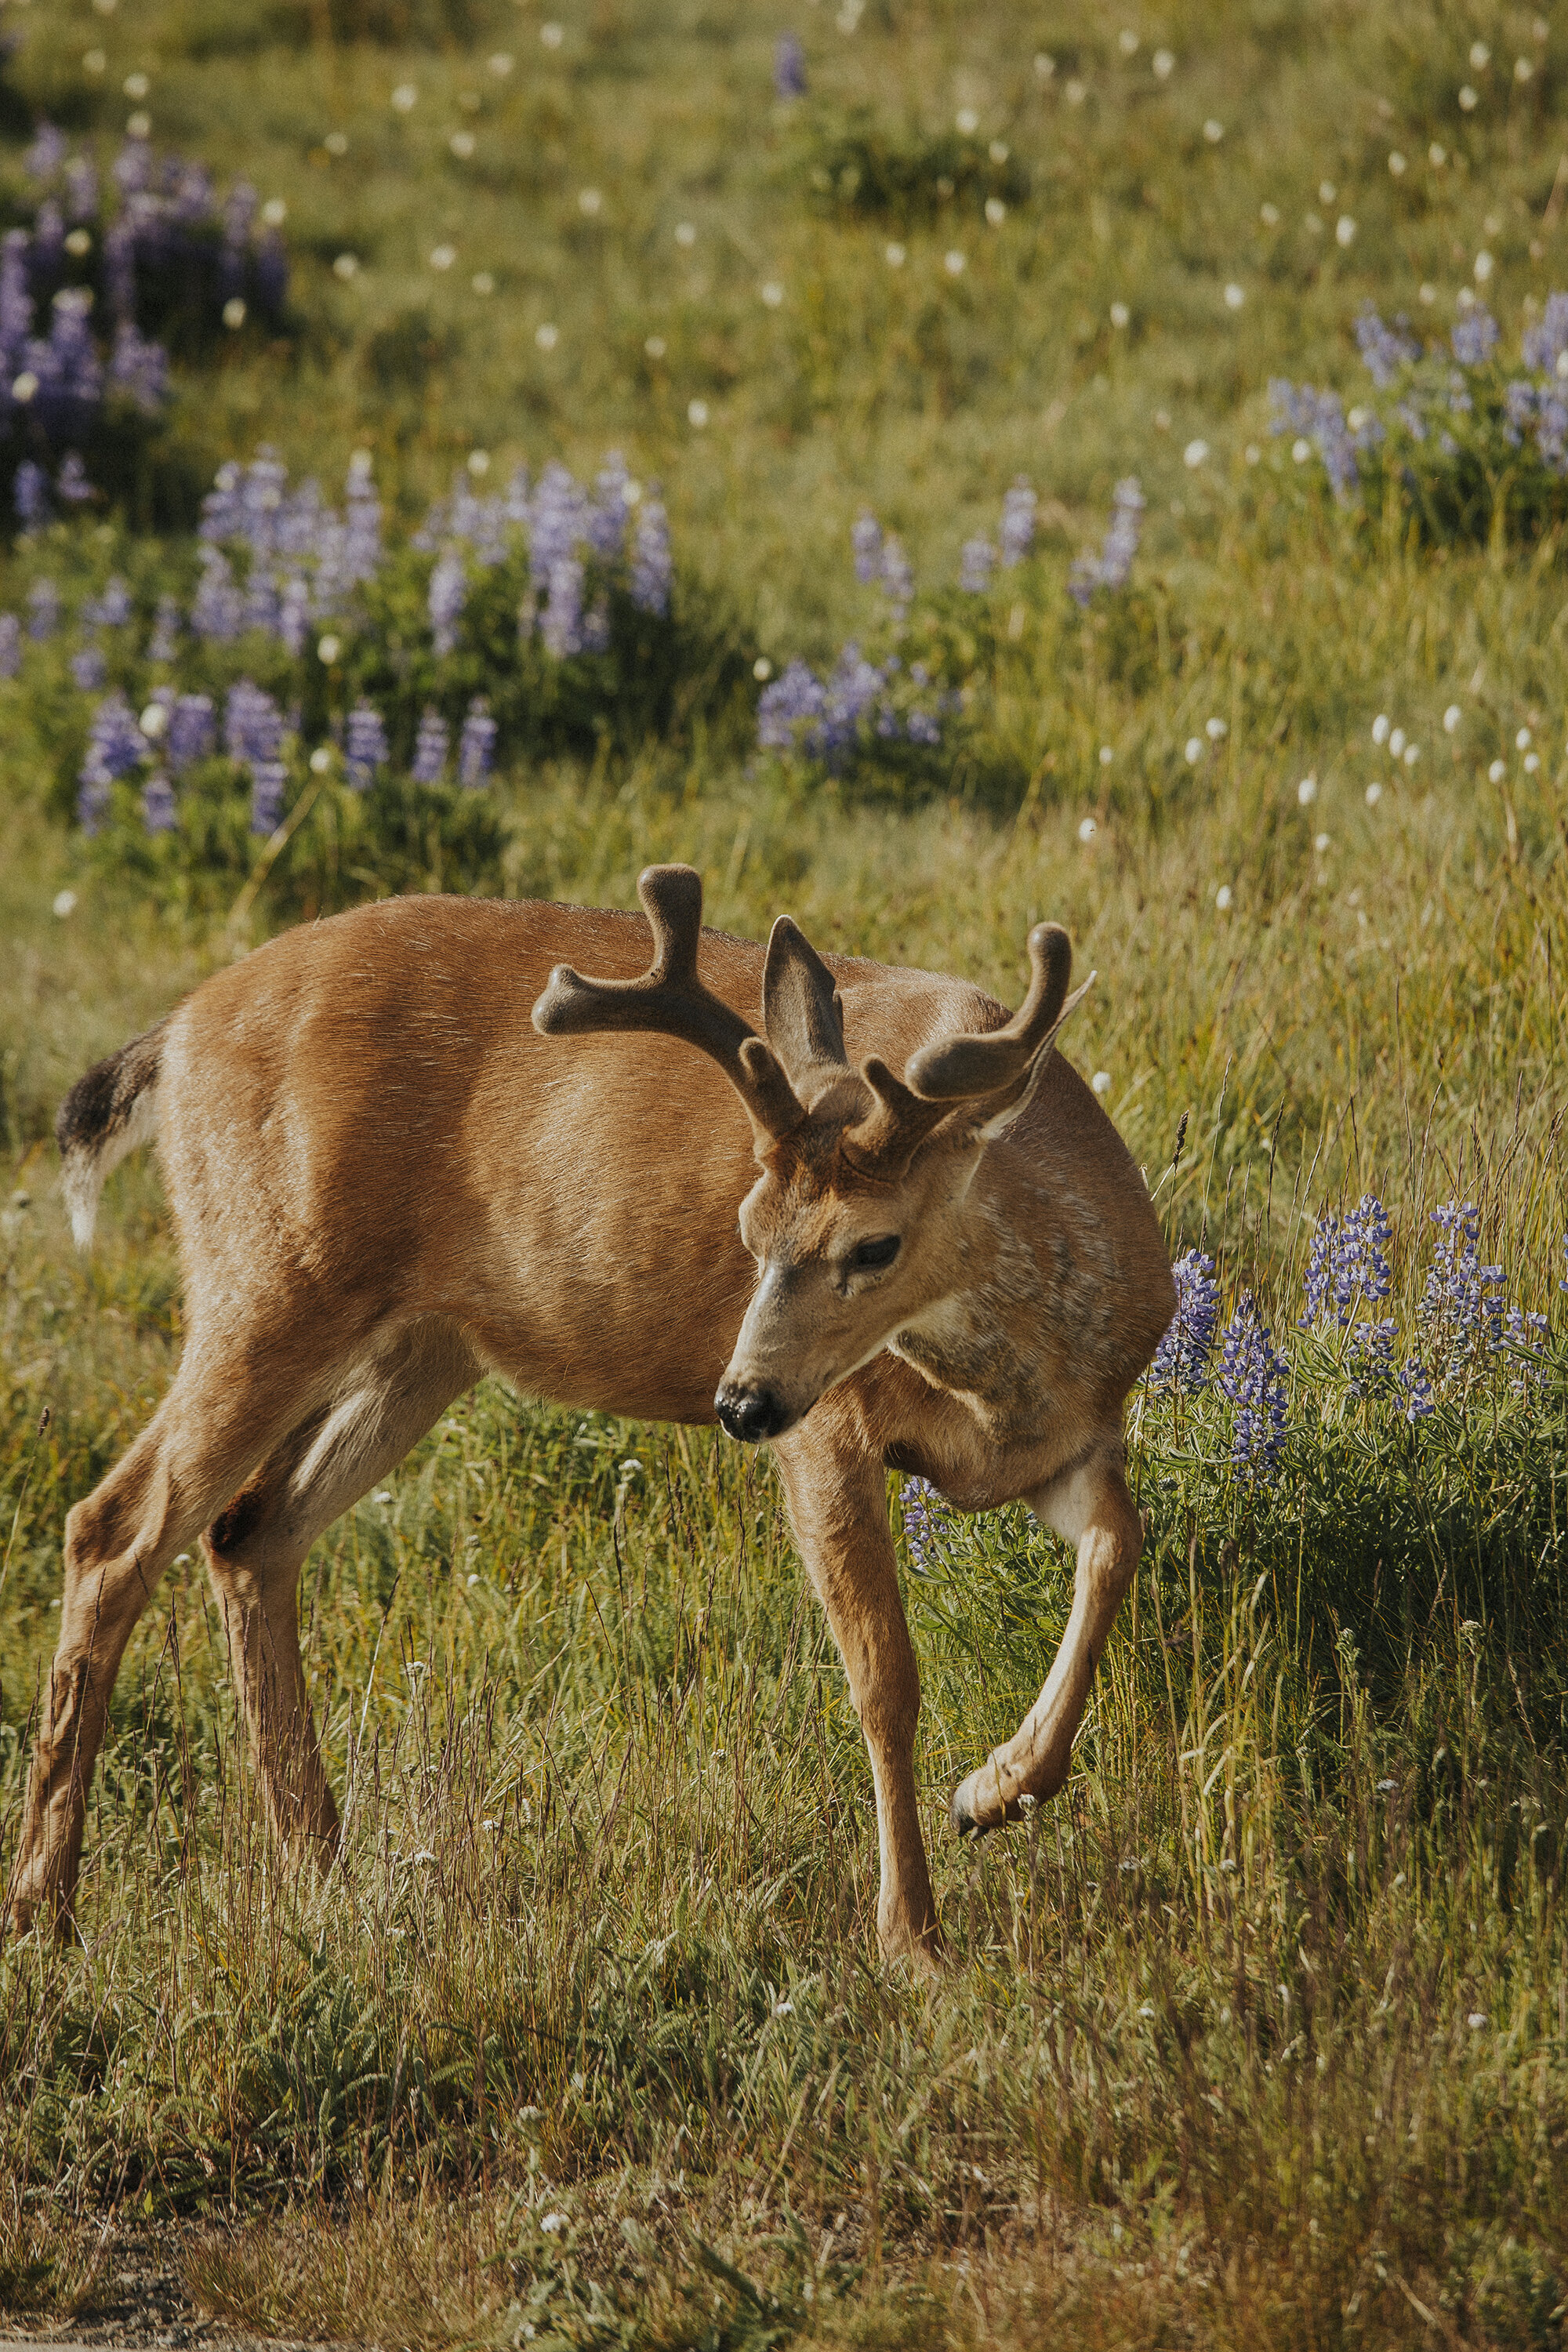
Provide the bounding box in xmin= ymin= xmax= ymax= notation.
xmin=527 ymin=462 xmax=588 ymax=596
xmin=113 ymin=134 xmax=153 ymax=196
xmin=899 ymin=1475 xmax=946 ymax=1571
xmin=224 ymin=678 xmax=283 ymax=767
xmin=1399 ymin=1359 xmax=1435 ymax=1421
xmin=89 ymin=578 xmax=133 ymax=630
xmin=879 ymin=534 xmax=913 ymax=608
xmin=0 ymin=229 xmax=32 ymax=355
xmin=26 ymin=579 xmax=60 ymax=640
xmin=147 ymin=597 xmax=180 ymax=664
xmin=1501 ymin=1306 xmax=1550 ymax=1394
xmin=1451 ymin=307 xmax=1499 ymax=367
xmin=141 ymin=771 xmax=177 ymax=834
xmin=429 ymin=548 xmax=467 ymax=655
xmin=56 ymin=452 xmax=94 ymax=506
xmin=959 ymin=536 xmax=996 ymax=593
xmin=629 ymin=496 xmax=672 ymax=615
xmin=1301 ymin=1194 xmax=1392 ymax=1329
xmin=457 ymin=697 xmax=496 ymax=786
xmin=1503 ymin=379 xmax=1568 ymax=471
xmin=65 ymin=156 xmax=98 ymax=224
xmin=191 ymin=548 xmax=245 ymax=642
xmin=249 ymin=758 xmax=286 ymax=836
xmin=757 ymin=658 xmax=828 ymax=750
xmin=35 ymin=201 xmax=64 ymax=278
xmin=412 ymin=706 xmax=449 ymax=784
xmin=1417 ymin=1200 xmax=1504 ymax=1374
xmin=166 ymin=692 xmax=216 ymax=771
xmin=586 ymin=452 xmax=632 ymax=561
xmin=1522 ymin=292 xmax=1568 ymax=374
xmin=1268 ymin=383 xmax=1360 ymax=500
xmin=24 ymin=123 xmax=67 ymax=181
xmin=816 ymin=642 xmax=887 ymax=764
xmin=1355 ymin=306 xmax=1420 ymax=387
xmin=343 ymin=449 xmax=382 ymax=581
xmin=0 ymin=615 xmax=20 ymax=679
xmin=1217 ymin=1293 xmax=1288 ymax=1474
xmin=243 ymin=567 xmax=280 ymax=636
xmin=278 ymin=575 xmax=310 ymax=658
xmin=344 ymin=699 xmax=388 ymax=789
xmin=1150 ymin=1248 xmax=1220 ymax=1390
xmin=71 ymin=641 xmax=107 ymax=691
xmin=14 ymin=463 xmax=50 ymax=530
xmin=1069 ymin=477 xmax=1145 ymax=604
xmin=774 ymin=31 xmax=808 ymax=99
xmin=851 ymin=511 xmax=884 ymax=584
xmin=541 ymin=554 xmax=585 ymax=658
xmin=999 ymin=478 xmax=1036 ymax=567
xmin=108 ymin=315 xmax=176 ymax=414
xmin=905 ymin=706 xmax=942 ymax=746
xmin=77 ymin=688 xmax=145 ymax=832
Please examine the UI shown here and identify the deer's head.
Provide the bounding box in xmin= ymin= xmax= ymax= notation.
xmin=532 ymin=866 xmax=1089 ymax=1443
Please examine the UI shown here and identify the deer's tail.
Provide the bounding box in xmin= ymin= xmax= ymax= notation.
xmin=56 ymin=1019 xmax=169 ymax=1250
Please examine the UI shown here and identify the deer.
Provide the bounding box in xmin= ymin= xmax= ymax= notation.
xmin=8 ymin=865 xmax=1174 ymax=1965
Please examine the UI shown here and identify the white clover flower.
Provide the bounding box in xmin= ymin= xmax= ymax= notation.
xmin=1403 ymin=742 xmax=1419 ymax=765
xmin=1214 ymin=884 xmax=1232 ymax=910
xmin=12 ymin=371 xmax=38 ymax=403
xmin=1183 ymin=437 xmax=1209 ymax=466
xmin=1297 ymin=774 xmax=1317 ymax=805
xmin=990 ymin=140 xmax=1010 ymax=162
xmin=753 ymin=657 xmax=773 ymax=681
xmin=1524 ymin=750 xmax=1540 ymax=771
xmin=467 ymin=450 xmax=491 ymax=477
xmin=309 ymin=745 xmax=333 ymax=773
xmin=488 ymin=51 xmax=514 ymax=74
xmin=262 ymin=197 xmax=287 ymax=224
xmin=325 ymin=131 xmax=348 ymax=155
xmin=1388 ymin=151 xmax=1406 ymax=176
xmin=956 ymin=107 xmax=978 ymax=133
xmin=1314 ymin=831 xmax=1330 ymax=851
xmin=1467 ymin=2012 xmax=1488 ymax=2030
xmin=760 ymin=281 xmax=784 ymax=306
xmin=540 ymin=20 xmax=564 ymax=45
xmin=318 ymin=634 xmax=341 ymax=663
xmin=675 ymin=221 xmax=697 ymax=247
xmin=1428 ymin=143 xmax=1446 ymax=168
xmin=1034 ymin=52 xmax=1055 ymax=80
xmin=126 ymin=111 xmax=151 ymax=138
xmin=429 ymin=244 xmax=456 ymax=270
xmin=1516 ymin=726 xmax=1532 ymax=750
xmin=1372 ymin=713 xmax=1390 ymax=744
xmin=1319 ymin=180 xmax=1337 ymax=205
xmin=1092 ymin=1070 xmax=1112 ymax=1095
xmin=1118 ymin=29 xmax=1139 ymax=55
xmin=1098 ymin=745 xmax=1114 ymax=765
xmin=1516 ymin=54 xmax=1534 ymax=82
xmin=579 ymin=187 xmax=602 ymax=216
xmin=332 ymin=252 xmax=359 ymax=279
xmin=1206 ymin=716 xmax=1227 ymax=739
xmin=66 ymin=229 xmax=92 ymax=256
xmin=1469 ymin=40 xmax=1490 ymax=67
xmin=644 ymin=334 xmax=666 ymax=357
xmin=1459 ymin=85 xmax=1479 ymax=111
xmin=1443 ymin=704 xmax=1461 ymax=731
xmin=1419 ymin=281 xmax=1436 ymax=303
xmin=450 ymin=131 xmax=476 ymax=158
xmin=1065 ymin=78 xmax=1087 ymax=104
xmin=1260 ymin=201 xmax=1280 ymax=225
xmin=472 ymin=271 xmax=494 ymax=295
xmin=541 ymin=2212 xmax=568 ymax=2234
xmin=223 ymin=296 xmax=246 ymax=328
xmin=84 ymin=51 xmax=107 ymax=74
xmin=53 ymin=889 xmax=78 ymax=918
xmin=124 ymin=71 xmax=150 ymax=97
xmin=1388 ymin=726 xmax=1405 ymax=756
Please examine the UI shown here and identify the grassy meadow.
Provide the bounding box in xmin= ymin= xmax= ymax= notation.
xmin=3 ymin=0 xmax=1568 ymax=2343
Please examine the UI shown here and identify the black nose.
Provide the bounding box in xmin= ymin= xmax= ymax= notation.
xmin=715 ymin=1385 xmax=789 ymax=1443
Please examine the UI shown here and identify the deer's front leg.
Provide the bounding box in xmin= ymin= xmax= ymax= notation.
xmin=771 ymin=1424 xmax=941 ymax=1968
xmin=951 ymin=1444 xmax=1142 ymax=1835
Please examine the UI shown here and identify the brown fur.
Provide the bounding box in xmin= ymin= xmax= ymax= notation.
xmin=9 ymin=879 xmax=1173 ymax=1965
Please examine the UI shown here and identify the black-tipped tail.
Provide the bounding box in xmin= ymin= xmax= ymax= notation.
xmin=56 ymin=1020 xmax=167 ymax=1249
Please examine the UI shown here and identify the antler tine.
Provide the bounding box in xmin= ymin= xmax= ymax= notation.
xmin=531 ymin=863 xmax=806 ymax=1147
xmin=904 ymin=922 xmax=1092 ymax=1105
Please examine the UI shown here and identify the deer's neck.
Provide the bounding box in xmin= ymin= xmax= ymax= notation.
xmin=887 ymin=1164 xmax=1067 ymax=1450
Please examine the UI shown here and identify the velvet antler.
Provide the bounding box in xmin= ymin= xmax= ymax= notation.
xmin=531 ymin=864 xmax=807 ymax=1149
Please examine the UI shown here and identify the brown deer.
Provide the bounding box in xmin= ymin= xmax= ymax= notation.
xmin=9 ymin=866 xmax=1172 ymax=1963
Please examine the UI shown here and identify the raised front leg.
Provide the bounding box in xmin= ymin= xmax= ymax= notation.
xmin=951 ymin=1443 xmax=1142 ymax=1835
xmin=771 ymin=1419 xmax=941 ymax=1967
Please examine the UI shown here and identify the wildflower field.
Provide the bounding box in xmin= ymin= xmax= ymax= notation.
xmin=2 ymin=0 xmax=1568 ymax=2342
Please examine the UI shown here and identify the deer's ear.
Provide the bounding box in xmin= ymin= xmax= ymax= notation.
xmin=762 ymin=916 xmax=850 ymax=1101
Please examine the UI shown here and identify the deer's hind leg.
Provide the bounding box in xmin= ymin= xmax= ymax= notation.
xmin=202 ymin=1317 xmax=480 ymax=1866
xmin=950 ymin=1443 xmax=1142 ymax=1836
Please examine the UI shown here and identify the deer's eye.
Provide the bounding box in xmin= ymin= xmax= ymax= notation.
xmin=850 ymin=1234 xmax=901 ymax=1273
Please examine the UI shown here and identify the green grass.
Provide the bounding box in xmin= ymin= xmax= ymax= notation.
xmin=4 ymin=1 xmax=1568 ymax=2343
